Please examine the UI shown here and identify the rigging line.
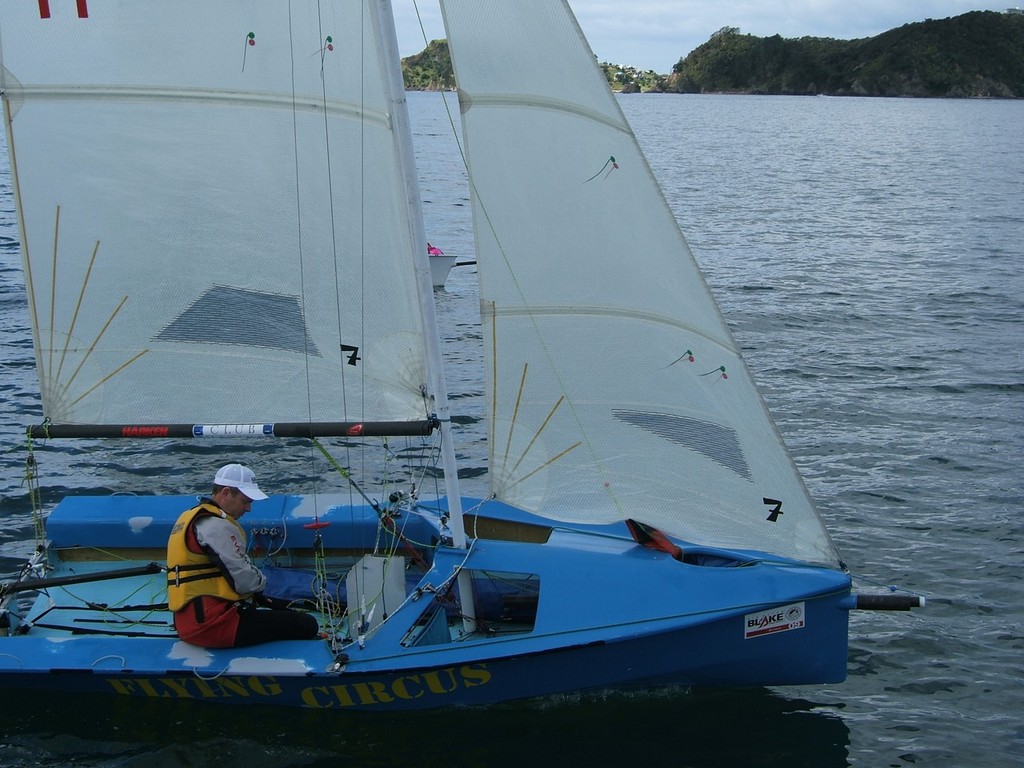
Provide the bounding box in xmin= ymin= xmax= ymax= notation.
xmin=312 ymin=438 xmax=424 ymax=570
xmin=22 ymin=436 xmax=45 ymax=545
xmin=312 ymin=531 xmax=340 ymax=641
xmin=91 ymin=655 xmax=129 ymax=670
xmin=357 ymin=0 xmax=369 ymax=495
xmin=54 ymin=545 xmax=138 ymax=563
xmin=56 ymin=579 xmax=166 ymax=627
xmin=311 ymin=437 xmax=379 ymax=511
xmin=64 ymin=602 xmax=169 ymax=613
xmin=285 ymin=9 xmax=310 ymax=399
xmin=289 ymin=2 xmax=326 ymax=520
xmin=54 ymin=239 xmax=100 ymax=387
xmin=315 ymin=0 xmax=344 ymax=382
xmin=29 ymin=623 xmax=172 ymax=638
xmin=489 ymin=301 xmax=498 ymax=467
xmin=73 ymin=617 xmax=168 ymax=626
xmin=48 ymin=205 xmax=58 ymax=383
xmin=317 ymin=0 xmax=348 ymax=435
xmin=337 ymin=0 xmax=371 ymax=533
xmin=412 ymin=432 xmax=444 ymax=501
xmin=310 ymin=0 xmax=338 ymax=523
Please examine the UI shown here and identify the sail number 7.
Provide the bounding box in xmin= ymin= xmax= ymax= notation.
xmin=341 ymin=344 xmax=361 ymax=366
xmin=762 ymin=497 xmax=783 ymax=522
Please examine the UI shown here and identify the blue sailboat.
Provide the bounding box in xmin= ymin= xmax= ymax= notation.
xmin=0 ymin=0 xmax=919 ymax=710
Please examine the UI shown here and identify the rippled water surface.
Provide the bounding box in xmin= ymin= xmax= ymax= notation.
xmin=1 ymin=92 xmax=1022 ymax=767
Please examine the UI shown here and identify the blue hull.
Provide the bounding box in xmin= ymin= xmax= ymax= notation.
xmin=0 ymin=493 xmax=851 ymax=710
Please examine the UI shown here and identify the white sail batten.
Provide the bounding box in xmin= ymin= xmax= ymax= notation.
xmin=441 ymin=0 xmax=840 ymax=565
xmin=0 ymin=2 xmax=428 ymax=426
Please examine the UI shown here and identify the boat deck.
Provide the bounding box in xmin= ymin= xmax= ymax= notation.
xmin=0 ymin=493 xmax=854 ymax=709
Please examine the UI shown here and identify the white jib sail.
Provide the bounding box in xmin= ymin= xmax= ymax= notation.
xmin=440 ymin=0 xmax=840 ymax=565
xmin=0 ymin=2 xmax=429 ymax=427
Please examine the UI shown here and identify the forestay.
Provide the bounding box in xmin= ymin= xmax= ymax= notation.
xmin=441 ymin=0 xmax=840 ymax=565
xmin=0 ymin=2 xmax=429 ymax=427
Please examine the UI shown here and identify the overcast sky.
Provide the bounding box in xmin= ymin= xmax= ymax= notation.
xmin=394 ymin=1 xmax=1018 ymax=73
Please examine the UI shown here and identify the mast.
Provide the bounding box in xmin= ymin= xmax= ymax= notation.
xmin=370 ymin=1 xmax=467 ymax=548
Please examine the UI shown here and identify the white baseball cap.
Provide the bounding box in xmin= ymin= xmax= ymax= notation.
xmin=214 ymin=463 xmax=268 ymax=501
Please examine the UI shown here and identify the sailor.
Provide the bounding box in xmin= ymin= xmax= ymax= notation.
xmin=167 ymin=463 xmax=320 ymax=647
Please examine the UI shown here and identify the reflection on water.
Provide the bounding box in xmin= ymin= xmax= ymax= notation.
xmin=0 ymin=686 xmax=849 ymax=768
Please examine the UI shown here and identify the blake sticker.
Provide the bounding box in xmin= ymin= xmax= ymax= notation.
xmin=744 ymin=602 xmax=805 ymax=639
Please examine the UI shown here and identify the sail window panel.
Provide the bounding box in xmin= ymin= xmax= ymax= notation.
xmin=612 ymin=410 xmax=752 ymax=481
xmin=155 ymin=287 xmax=318 ymax=355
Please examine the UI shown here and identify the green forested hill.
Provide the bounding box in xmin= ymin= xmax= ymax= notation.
xmin=400 ymin=38 xmax=663 ymax=92
xmin=401 ymin=39 xmax=454 ymax=90
xmin=667 ymin=11 xmax=1024 ymax=97
xmin=402 ymin=11 xmax=1024 ymax=98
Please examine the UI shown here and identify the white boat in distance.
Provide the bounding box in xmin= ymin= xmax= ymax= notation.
xmin=427 ymin=243 xmax=458 ymax=287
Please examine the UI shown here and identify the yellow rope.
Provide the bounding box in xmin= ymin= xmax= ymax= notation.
xmin=22 ymin=431 xmax=45 ymax=546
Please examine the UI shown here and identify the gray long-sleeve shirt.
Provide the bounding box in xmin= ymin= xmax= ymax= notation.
xmin=193 ymin=513 xmax=266 ymax=597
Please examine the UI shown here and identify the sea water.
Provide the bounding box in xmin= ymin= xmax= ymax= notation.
xmin=0 ymin=92 xmax=1021 ymax=767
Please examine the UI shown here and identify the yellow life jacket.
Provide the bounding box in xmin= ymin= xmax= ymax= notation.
xmin=166 ymin=501 xmax=245 ymax=611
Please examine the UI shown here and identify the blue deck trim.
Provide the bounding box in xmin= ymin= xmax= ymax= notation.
xmin=45 ymin=493 xmax=444 ymax=551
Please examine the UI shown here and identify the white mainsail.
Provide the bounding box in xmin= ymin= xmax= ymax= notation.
xmin=0 ymin=2 xmax=429 ymax=427
xmin=441 ymin=0 xmax=840 ymax=565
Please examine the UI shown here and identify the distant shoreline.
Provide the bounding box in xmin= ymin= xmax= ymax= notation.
xmin=404 ymin=11 xmax=1024 ymax=99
